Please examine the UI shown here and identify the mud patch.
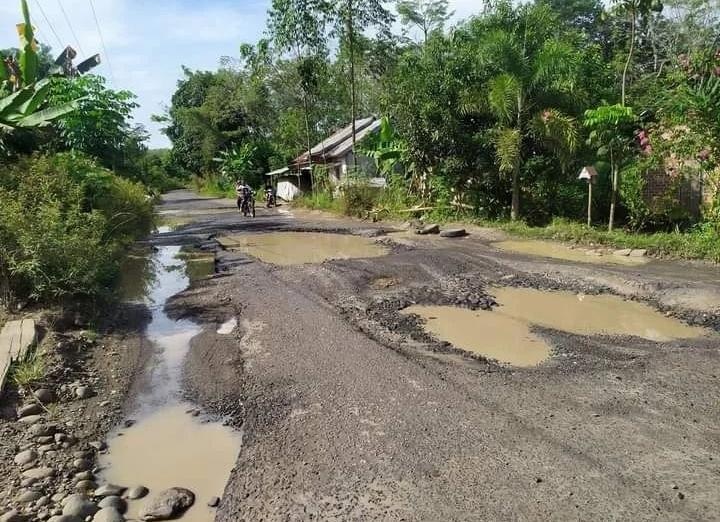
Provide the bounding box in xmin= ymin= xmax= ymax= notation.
xmin=495 ymin=239 xmax=649 ymax=265
xmin=491 ymin=286 xmax=707 ymax=341
xmin=218 ymin=232 xmax=388 ymax=265
xmin=100 ymin=403 xmax=240 ymax=522
xmin=403 ymin=305 xmax=551 ymax=367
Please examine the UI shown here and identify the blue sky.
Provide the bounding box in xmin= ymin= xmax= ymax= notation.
xmin=1 ymin=0 xmax=478 ymax=148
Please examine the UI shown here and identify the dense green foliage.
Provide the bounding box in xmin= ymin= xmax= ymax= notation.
xmin=0 ymin=153 xmax=153 ymax=305
xmin=162 ymin=0 xmax=720 ymax=242
xmin=0 ymin=1 xmax=179 ymax=308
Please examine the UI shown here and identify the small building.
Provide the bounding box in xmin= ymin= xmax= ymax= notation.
xmin=292 ymin=116 xmax=383 ymax=186
xmin=266 ymin=117 xmax=385 ymax=200
xmin=265 ymin=167 xmax=310 ymax=202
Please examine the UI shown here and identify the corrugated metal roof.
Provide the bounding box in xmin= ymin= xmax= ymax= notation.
xmin=325 ymin=119 xmax=381 ymax=159
xmin=294 ymin=117 xmax=378 ymax=165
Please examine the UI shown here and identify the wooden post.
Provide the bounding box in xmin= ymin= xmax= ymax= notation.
xmin=587 ymin=181 xmax=592 ymax=227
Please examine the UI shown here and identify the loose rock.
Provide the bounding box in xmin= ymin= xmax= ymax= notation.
xmin=62 ymin=494 xmax=99 ymax=518
xmin=15 ymin=489 xmax=43 ymax=503
xmin=34 ymin=388 xmax=55 ymax=404
xmin=416 ymin=224 xmax=440 ymax=235
xmin=139 ymin=487 xmax=194 ymax=521
xmin=440 ymin=228 xmax=468 ymax=238
xmin=14 ymin=449 xmax=38 ymax=466
xmin=72 ymin=458 xmax=92 ymax=471
xmin=97 ymin=496 xmax=126 ymax=513
xmin=75 ymin=386 xmax=93 ymax=400
xmin=91 ymin=507 xmax=124 ymax=522
xmin=207 ymin=496 xmax=220 ymax=507
xmin=0 ymin=510 xmax=24 ymax=522
xmin=125 ymin=485 xmax=149 ymax=500
xmin=22 ymin=467 xmax=55 ymax=480
xmin=18 ymin=414 xmax=44 ymax=424
xmin=17 ymin=403 xmax=43 ymax=418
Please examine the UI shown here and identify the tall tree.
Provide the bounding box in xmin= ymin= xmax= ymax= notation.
xmin=613 ymin=0 xmax=663 ymax=106
xmin=267 ymin=0 xmax=329 ymax=172
xmin=396 ymin=0 xmax=453 ymax=43
xmin=462 ymin=4 xmax=580 ymax=220
xmin=330 ymin=0 xmax=393 ymax=166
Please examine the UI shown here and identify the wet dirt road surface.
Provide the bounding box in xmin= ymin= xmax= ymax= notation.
xmin=152 ymin=190 xmax=720 ymax=521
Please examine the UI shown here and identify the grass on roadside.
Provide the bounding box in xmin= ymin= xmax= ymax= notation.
xmin=293 ymin=187 xmax=720 ymax=262
xmin=486 ymin=218 xmax=720 ymax=262
xmin=12 ymin=351 xmax=46 ymax=388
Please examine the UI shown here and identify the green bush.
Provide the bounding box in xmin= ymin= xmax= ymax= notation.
xmin=0 ymin=153 xmax=153 ymax=306
xmin=340 ymin=184 xmax=381 ymax=217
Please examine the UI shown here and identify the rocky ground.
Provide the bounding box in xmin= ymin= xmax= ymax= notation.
xmin=2 ymin=190 xmax=719 ymax=521
xmin=0 ymin=304 xmax=151 ymax=521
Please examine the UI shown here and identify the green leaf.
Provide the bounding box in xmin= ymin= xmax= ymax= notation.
xmin=18 ymin=0 xmax=39 ymax=85
xmin=16 ymin=100 xmax=80 ymax=127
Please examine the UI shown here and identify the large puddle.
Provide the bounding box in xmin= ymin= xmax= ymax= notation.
xmin=404 ymin=305 xmax=551 ymax=367
xmin=494 ymin=239 xmax=649 ymax=265
xmin=218 ymin=232 xmax=388 ymax=265
xmin=405 ymin=287 xmax=706 ymax=367
xmin=101 ymin=244 xmax=241 ymax=521
xmin=491 ymin=287 xmax=706 ymax=341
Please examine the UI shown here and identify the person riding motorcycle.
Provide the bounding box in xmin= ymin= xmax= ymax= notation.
xmin=235 ymin=180 xmax=254 ymax=215
xmin=264 ymin=185 xmax=277 ymax=208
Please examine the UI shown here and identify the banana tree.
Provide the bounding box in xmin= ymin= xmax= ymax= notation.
xmin=0 ymin=0 xmax=79 ymax=151
xmin=360 ymin=116 xmax=407 ymax=176
xmin=2 ymin=0 xmax=40 ymax=91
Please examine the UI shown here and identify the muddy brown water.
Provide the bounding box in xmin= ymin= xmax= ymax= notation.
xmin=102 ymin=243 xmax=241 ymax=521
xmin=494 ymin=239 xmax=649 ymax=265
xmin=405 ymin=288 xmax=706 ymax=367
xmin=218 ymin=231 xmax=388 ymax=265
xmin=404 ymin=305 xmax=552 ymax=367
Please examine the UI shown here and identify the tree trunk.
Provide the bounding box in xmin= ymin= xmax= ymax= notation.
xmin=621 ymin=8 xmax=636 ymax=107
xmin=511 ymin=163 xmax=520 ymax=221
xmin=347 ymin=0 xmax=357 ymax=170
xmin=302 ymin=91 xmax=313 ymax=181
xmin=609 ymin=150 xmax=618 ymax=232
xmin=510 ymin=92 xmax=523 ymax=221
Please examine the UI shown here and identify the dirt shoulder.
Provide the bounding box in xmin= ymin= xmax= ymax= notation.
xmin=0 ymin=303 xmax=150 ymax=520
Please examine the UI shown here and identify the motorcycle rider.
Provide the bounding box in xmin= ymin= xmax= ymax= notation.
xmin=264 ymin=183 xmax=276 ymax=208
xmin=235 ymin=179 xmax=254 ymax=213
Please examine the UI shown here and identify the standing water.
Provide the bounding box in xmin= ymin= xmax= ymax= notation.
xmin=101 ymin=240 xmax=241 ymax=521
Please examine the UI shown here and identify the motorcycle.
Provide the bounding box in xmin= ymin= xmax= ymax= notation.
xmin=238 ymin=193 xmax=255 ymax=218
xmin=265 ymin=189 xmax=276 ymax=208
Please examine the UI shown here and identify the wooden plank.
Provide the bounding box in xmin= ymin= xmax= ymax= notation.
xmin=0 ymin=319 xmax=37 ymax=393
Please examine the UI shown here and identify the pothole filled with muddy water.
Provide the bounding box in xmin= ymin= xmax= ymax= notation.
xmin=404 ymin=287 xmax=707 ymax=367
xmin=102 ymin=244 xmax=241 ymax=521
xmin=218 ymin=231 xmax=388 ymax=265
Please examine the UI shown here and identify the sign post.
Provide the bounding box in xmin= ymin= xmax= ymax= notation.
xmin=578 ymin=166 xmax=598 ymax=227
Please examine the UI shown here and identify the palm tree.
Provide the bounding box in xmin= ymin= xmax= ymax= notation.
xmin=462 ymin=6 xmax=579 ymax=220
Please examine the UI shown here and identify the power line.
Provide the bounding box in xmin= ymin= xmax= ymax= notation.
xmin=87 ymin=0 xmax=114 ymax=83
xmin=31 ymin=0 xmax=64 ymax=50
xmin=56 ymin=0 xmax=86 ymax=57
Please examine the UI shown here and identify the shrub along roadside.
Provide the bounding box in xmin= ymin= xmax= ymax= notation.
xmin=0 ymin=153 xmax=154 ymax=307
xmin=293 ymin=185 xmax=720 ymax=262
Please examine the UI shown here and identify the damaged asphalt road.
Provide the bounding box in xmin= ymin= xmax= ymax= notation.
xmin=157 ymin=190 xmax=720 ymax=521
